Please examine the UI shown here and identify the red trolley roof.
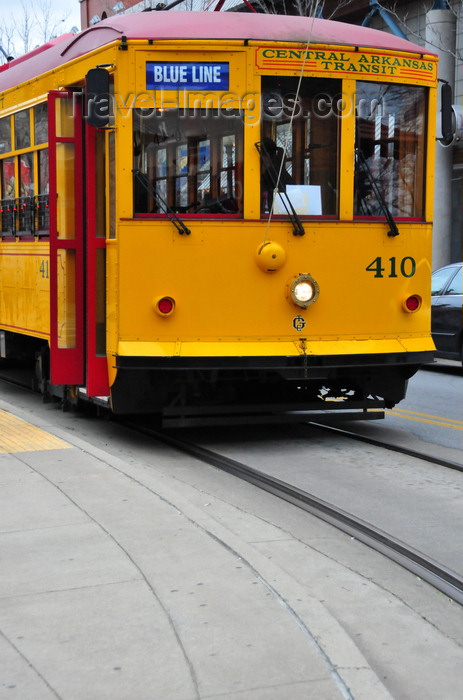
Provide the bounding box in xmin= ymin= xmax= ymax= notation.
xmin=0 ymin=11 xmax=434 ymax=93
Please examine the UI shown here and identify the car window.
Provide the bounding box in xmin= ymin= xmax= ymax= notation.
xmin=431 ymin=267 xmax=455 ymax=296
xmin=446 ymin=267 xmax=462 ymax=295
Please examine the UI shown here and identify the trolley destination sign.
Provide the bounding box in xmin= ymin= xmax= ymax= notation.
xmin=146 ymin=62 xmax=229 ymax=90
xmin=255 ymin=47 xmax=437 ymax=84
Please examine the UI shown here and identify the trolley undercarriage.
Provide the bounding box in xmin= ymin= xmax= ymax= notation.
xmin=109 ymin=351 xmax=434 ymax=426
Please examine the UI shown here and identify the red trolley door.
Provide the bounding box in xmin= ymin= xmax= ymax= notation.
xmin=48 ymin=91 xmax=109 ymax=396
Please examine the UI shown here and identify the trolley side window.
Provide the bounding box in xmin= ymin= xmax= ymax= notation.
xmin=34 ymin=103 xmax=48 ymax=145
xmin=0 ymin=105 xmax=49 ymax=237
xmin=19 ymin=152 xmax=34 ymax=197
xmin=354 ymin=82 xmax=426 ymax=219
xmin=14 ymin=110 xmax=31 ymax=151
xmin=260 ymin=76 xmax=341 ymax=217
xmin=1 ymin=158 xmax=14 ymax=198
xmin=0 ymin=116 xmax=11 ymax=154
xmin=133 ymin=108 xmax=243 ymax=216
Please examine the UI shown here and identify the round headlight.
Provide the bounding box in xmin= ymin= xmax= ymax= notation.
xmin=289 ymin=274 xmax=320 ymax=309
xmin=294 ymin=281 xmax=314 ymax=303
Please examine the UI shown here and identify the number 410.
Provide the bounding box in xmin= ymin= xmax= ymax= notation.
xmin=39 ymin=260 xmax=49 ymax=278
xmin=366 ymin=256 xmax=416 ymax=278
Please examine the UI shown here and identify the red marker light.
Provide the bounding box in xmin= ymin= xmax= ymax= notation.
xmin=155 ymin=296 xmax=175 ymax=316
xmin=404 ymin=295 xmax=421 ymax=312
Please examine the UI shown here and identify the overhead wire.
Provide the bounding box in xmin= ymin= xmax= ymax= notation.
xmin=262 ymin=1 xmax=321 ymax=245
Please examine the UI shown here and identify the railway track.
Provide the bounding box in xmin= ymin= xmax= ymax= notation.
xmin=1 ymin=369 xmax=462 ymax=604
xmin=308 ymin=420 xmax=463 ymax=473
xmin=128 ymin=421 xmax=463 ymax=606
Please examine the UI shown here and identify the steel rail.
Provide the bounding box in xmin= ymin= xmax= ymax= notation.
xmin=308 ymin=421 xmax=463 ymax=473
xmin=131 ymin=424 xmax=463 ymax=606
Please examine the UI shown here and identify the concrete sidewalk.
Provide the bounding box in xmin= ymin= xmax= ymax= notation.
xmin=0 ymin=403 xmax=392 ymax=700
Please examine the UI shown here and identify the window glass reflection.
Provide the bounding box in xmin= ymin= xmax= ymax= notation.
xmin=0 ymin=117 xmax=11 ymax=154
xmin=260 ymin=76 xmax=340 ymax=217
xmin=133 ymin=108 xmax=243 ymax=215
xmin=14 ymin=110 xmax=31 ymax=150
xmin=354 ymin=82 xmax=426 ymax=218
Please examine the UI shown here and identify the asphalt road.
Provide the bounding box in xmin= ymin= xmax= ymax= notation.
xmin=384 ymin=362 xmax=462 ymax=453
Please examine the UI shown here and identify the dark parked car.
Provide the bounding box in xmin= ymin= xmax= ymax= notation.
xmin=431 ymin=263 xmax=462 ymax=365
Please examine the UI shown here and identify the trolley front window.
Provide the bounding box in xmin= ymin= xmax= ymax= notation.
xmin=354 ymin=82 xmax=426 ymax=219
xmin=133 ymin=108 xmax=243 ymax=216
xmin=260 ymin=77 xmax=340 ymax=217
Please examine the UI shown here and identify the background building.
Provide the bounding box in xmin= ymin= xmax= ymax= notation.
xmin=79 ymin=0 xmax=463 ymax=266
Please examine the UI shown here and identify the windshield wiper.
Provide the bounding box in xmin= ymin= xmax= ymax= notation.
xmin=133 ymin=169 xmax=191 ymax=235
xmin=355 ymin=148 xmax=399 ymax=237
xmin=255 ymin=141 xmax=305 ymax=237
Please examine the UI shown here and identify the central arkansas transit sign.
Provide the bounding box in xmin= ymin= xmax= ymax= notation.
xmin=255 ymin=47 xmax=437 ymax=84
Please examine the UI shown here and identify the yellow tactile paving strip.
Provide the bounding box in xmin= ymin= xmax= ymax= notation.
xmin=0 ymin=409 xmax=71 ymax=453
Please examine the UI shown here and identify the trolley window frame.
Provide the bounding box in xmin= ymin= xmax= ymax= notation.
xmin=259 ymin=75 xmax=342 ymax=219
xmin=132 ymin=106 xmax=244 ymax=218
xmin=353 ymin=81 xmax=427 ymax=221
xmin=0 ymin=103 xmax=50 ymax=239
